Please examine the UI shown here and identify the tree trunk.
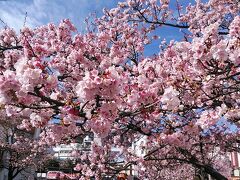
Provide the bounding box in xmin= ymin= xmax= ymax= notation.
xmin=193 ymin=163 xmax=227 ymax=180
xmin=203 ymin=165 xmax=227 ymax=180
xmin=8 ymin=169 xmax=13 ymax=180
xmin=7 ymin=167 xmax=21 ymax=180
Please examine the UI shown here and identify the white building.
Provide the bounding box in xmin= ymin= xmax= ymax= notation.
xmin=230 ymin=150 xmax=240 ymax=179
xmin=52 ymin=135 xmax=92 ymax=160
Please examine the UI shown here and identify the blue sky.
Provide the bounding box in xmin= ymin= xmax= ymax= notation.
xmin=0 ymin=0 xmax=119 ymax=32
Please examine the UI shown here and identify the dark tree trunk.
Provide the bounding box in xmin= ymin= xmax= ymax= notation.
xmin=193 ymin=163 xmax=227 ymax=180
xmin=203 ymin=165 xmax=227 ymax=180
xmin=7 ymin=167 xmax=21 ymax=180
xmin=8 ymin=169 xmax=14 ymax=180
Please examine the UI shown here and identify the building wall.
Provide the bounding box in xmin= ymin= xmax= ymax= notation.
xmin=230 ymin=151 xmax=240 ymax=178
xmin=53 ymin=135 xmax=93 ymax=160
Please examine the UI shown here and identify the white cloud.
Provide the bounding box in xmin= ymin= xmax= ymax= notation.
xmin=0 ymin=0 xmax=118 ymax=31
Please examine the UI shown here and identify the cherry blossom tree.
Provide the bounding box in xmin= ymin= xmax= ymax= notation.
xmin=0 ymin=0 xmax=239 ymax=179
xmin=0 ymin=108 xmax=48 ymax=180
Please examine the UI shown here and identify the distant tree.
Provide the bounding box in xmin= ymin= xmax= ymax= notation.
xmin=60 ymin=159 xmax=75 ymax=171
xmin=0 ymin=109 xmax=47 ymax=179
xmin=43 ymin=158 xmax=60 ymax=171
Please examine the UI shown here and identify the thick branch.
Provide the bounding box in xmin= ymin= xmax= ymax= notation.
xmin=0 ymin=45 xmax=23 ymax=52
